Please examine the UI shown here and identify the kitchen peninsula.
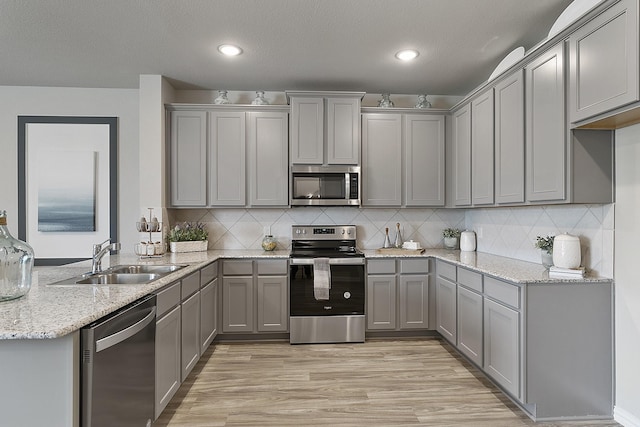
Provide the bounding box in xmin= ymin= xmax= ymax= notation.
xmin=0 ymin=250 xmax=612 ymax=425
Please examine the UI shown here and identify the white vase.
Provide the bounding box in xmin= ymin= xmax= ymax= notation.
xmin=553 ymin=233 xmax=581 ymax=268
xmin=460 ymin=231 xmax=476 ymax=251
xmin=169 ymin=240 xmax=208 ymax=253
xmin=444 ymin=236 xmax=458 ymax=249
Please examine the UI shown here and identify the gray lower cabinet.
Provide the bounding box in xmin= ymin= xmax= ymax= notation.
xmin=483 ymin=297 xmax=520 ymax=398
xmin=199 ymin=273 xmax=218 ymax=354
xmin=222 ymin=259 xmax=288 ymax=334
xmin=435 ymin=265 xmax=457 ymax=344
xmin=457 ymin=285 xmax=483 ymax=366
xmin=471 ymin=88 xmax=495 ymax=205
xmin=366 ymin=258 xmax=430 ymax=331
xmin=181 ymin=271 xmax=201 ymax=381
xmin=569 ymin=0 xmax=638 ymax=124
xmin=155 ymin=282 xmax=181 ymax=420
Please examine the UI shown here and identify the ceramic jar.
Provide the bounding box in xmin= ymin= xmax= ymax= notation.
xmin=460 ymin=231 xmax=477 ymax=252
xmin=553 ymin=233 xmax=581 ymax=268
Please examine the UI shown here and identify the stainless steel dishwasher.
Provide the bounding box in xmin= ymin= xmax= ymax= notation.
xmin=81 ymin=294 xmax=156 ymax=427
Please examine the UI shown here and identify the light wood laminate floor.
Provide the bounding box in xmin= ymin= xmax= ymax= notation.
xmin=154 ymin=338 xmax=619 ymax=427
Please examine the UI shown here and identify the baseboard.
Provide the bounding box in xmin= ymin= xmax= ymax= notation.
xmin=615 ymin=406 xmax=640 ymax=427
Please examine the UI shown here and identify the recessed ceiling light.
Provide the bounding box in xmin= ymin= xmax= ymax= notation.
xmin=395 ymin=49 xmax=419 ymax=61
xmin=218 ymin=44 xmax=243 ymax=56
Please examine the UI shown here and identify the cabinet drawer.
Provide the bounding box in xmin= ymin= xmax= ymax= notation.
xmin=484 ymin=276 xmax=520 ymax=309
xmin=181 ymin=270 xmax=201 ymax=300
xmin=256 ymin=259 xmax=288 ymax=275
xmin=436 ymin=260 xmax=456 ymax=281
xmin=223 ymin=260 xmax=254 ymax=276
xmin=399 ymin=258 xmax=429 ymax=274
xmin=156 ymin=281 xmax=181 ymax=318
xmin=200 ymin=262 xmax=218 ymax=287
xmin=367 ymin=259 xmax=396 ymax=274
xmin=458 ymin=267 xmax=483 ymax=293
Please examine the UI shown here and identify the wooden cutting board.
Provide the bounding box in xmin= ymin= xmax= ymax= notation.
xmin=375 ymin=248 xmax=426 ymax=255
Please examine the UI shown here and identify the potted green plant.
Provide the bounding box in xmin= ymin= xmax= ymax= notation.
xmin=443 ymin=228 xmax=461 ymax=250
xmin=535 ymin=235 xmax=554 ymax=268
xmin=167 ymin=222 xmax=209 ymax=253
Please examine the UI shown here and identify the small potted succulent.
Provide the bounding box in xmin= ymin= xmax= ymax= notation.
xmin=167 ymin=222 xmax=209 ymax=253
xmin=535 ymin=235 xmax=555 ymax=268
xmin=443 ymin=228 xmax=461 ymax=250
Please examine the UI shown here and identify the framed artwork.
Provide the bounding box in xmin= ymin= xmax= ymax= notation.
xmin=18 ymin=116 xmax=118 ymax=266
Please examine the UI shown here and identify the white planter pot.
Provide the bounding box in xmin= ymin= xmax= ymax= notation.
xmin=169 ymin=240 xmax=208 ymax=253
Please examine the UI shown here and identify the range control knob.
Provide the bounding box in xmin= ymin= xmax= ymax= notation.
xmin=344 ymin=291 xmax=351 ymax=299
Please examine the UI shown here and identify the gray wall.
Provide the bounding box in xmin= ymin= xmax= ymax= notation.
xmin=0 ymin=85 xmax=140 ymax=255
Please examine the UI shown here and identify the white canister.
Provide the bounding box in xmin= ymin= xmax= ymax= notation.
xmin=553 ymin=233 xmax=581 ymax=269
xmin=460 ymin=231 xmax=476 ymax=252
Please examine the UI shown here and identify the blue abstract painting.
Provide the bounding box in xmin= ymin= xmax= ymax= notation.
xmin=37 ymin=150 xmax=96 ymax=232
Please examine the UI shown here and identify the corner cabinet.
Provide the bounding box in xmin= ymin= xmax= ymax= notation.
xmin=471 ymin=89 xmax=495 ymax=205
xmin=451 ymin=104 xmax=472 ymax=206
xmin=362 ymin=109 xmax=446 ymax=207
xmin=569 ymin=0 xmax=639 ymax=125
xmin=167 ymin=104 xmax=289 ymax=208
xmin=288 ymin=91 xmax=364 ymax=165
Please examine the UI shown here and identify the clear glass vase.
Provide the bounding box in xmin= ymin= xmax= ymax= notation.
xmin=541 ymin=250 xmax=554 ymax=269
xmin=415 ymin=94 xmax=432 ymax=108
xmin=0 ymin=210 xmax=34 ymax=301
xmin=214 ymin=90 xmax=231 ymax=104
xmin=251 ymin=91 xmax=270 ymax=105
xmin=378 ymin=93 xmax=394 ymax=108
xmin=261 ymin=235 xmax=277 ymax=251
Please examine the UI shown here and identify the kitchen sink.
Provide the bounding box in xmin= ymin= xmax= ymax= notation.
xmin=47 ymin=264 xmax=186 ymax=286
xmin=75 ymin=272 xmax=162 ymax=285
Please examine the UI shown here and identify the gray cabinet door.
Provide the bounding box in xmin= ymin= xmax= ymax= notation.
xmin=247 ymin=111 xmax=289 ymax=206
xmin=457 ymin=285 xmax=483 ymax=366
xmin=170 ymin=110 xmax=207 ymax=206
xmin=399 ymin=274 xmax=429 ymax=329
xmin=435 ymin=276 xmax=457 ymax=344
xmin=362 ymin=113 xmax=402 ymax=206
xmin=290 ymin=97 xmax=324 ymax=164
xmin=199 ymin=279 xmax=217 ymax=354
xmin=569 ymin=0 xmax=639 ymax=124
xmin=181 ymin=290 xmax=201 ymax=382
xmin=222 ymin=276 xmax=254 ymax=333
xmin=326 ymin=97 xmax=360 ymax=164
xmin=208 ymin=111 xmax=246 ymax=205
xmin=366 ymin=275 xmax=397 ymax=330
xmin=155 ymin=304 xmax=181 ymax=420
xmin=452 ymin=104 xmax=472 ymax=206
xmin=494 ymin=71 xmax=525 ymax=204
xmin=405 ymin=115 xmax=446 ymax=206
xmin=526 ymin=43 xmax=566 ymax=202
xmin=257 ymin=276 xmax=288 ymax=332
xmin=471 ymin=89 xmax=495 ymax=205
xmin=483 ymin=298 xmax=520 ymax=398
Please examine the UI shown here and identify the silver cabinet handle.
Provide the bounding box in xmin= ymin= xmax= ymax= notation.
xmin=95 ymin=307 xmax=156 ymax=353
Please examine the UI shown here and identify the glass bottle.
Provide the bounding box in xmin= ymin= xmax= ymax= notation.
xmin=261 ymin=235 xmax=277 ymax=251
xmin=378 ymin=93 xmax=394 ymax=108
xmin=415 ymin=94 xmax=432 ymax=108
xmin=214 ymin=90 xmax=231 ymax=104
xmin=382 ymin=227 xmax=392 ymax=248
xmin=251 ymin=91 xmax=270 ymax=105
xmin=394 ymin=222 xmax=403 ymax=248
xmin=0 ymin=210 xmax=34 ymax=301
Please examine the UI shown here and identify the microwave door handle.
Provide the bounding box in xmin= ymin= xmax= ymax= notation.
xmin=345 ymin=173 xmax=349 ymax=199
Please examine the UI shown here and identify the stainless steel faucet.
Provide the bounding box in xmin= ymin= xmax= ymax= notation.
xmin=92 ymin=238 xmax=121 ymax=274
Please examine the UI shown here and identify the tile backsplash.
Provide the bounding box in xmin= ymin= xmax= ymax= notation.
xmin=168 ymin=203 xmax=614 ymax=277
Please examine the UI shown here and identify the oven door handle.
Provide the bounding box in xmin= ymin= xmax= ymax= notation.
xmin=290 ymin=258 xmax=365 ymax=266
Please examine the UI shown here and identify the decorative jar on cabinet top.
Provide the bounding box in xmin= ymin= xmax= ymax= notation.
xmin=0 ymin=210 xmax=34 ymax=301
xmin=553 ymin=233 xmax=581 ymax=269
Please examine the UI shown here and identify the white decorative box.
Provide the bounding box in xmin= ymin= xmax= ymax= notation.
xmin=169 ymin=240 xmax=208 ymax=253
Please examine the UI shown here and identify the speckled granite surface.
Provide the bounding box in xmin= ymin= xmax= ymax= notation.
xmin=0 ymin=249 xmax=609 ymax=340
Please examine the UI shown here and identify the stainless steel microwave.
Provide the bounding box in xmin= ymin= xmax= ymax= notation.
xmin=290 ymin=165 xmax=360 ymax=206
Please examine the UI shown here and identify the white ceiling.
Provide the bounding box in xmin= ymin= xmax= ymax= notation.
xmin=0 ymin=0 xmax=574 ymax=96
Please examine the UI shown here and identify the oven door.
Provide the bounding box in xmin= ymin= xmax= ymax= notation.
xmin=289 ymin=258 xmax=365 ymax=316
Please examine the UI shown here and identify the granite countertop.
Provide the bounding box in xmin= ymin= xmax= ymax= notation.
xmin=0 ymin=249 xmax=610 ymax=340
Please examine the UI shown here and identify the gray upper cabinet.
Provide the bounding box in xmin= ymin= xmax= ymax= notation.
xmin=451 ymin=104 xmax=472 ymax=206
xmin=362 ymin=113 xmax=402 ymax=206
xmin=471 ymin=89 xmax=495 ymax=205
xmin=288 ymin=91 xmax=364 ymax=165
xmin=170 ymin=110 xmax=207 ymax=206
xmin=494 ymin=70 xmax=525 ymax=204
xmin=569 ymin=0 xmax=639 ymax=124
xmin=209 ymin=111 xmax=246 ymax=206
xmin=247 ymin=111 xmax=289 ymax=206
xmin=525 ymin=43 xmax=566 ymax=202
xmin=405 ymin=114 xmax=446 ymax=206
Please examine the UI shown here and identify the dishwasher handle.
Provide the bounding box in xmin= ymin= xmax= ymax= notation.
xmin=95 ymin=306 xmax=156 ymax=353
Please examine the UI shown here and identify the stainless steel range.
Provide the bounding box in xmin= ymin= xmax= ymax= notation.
xmin=289 ymin=225 xmax=365 ymax=344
